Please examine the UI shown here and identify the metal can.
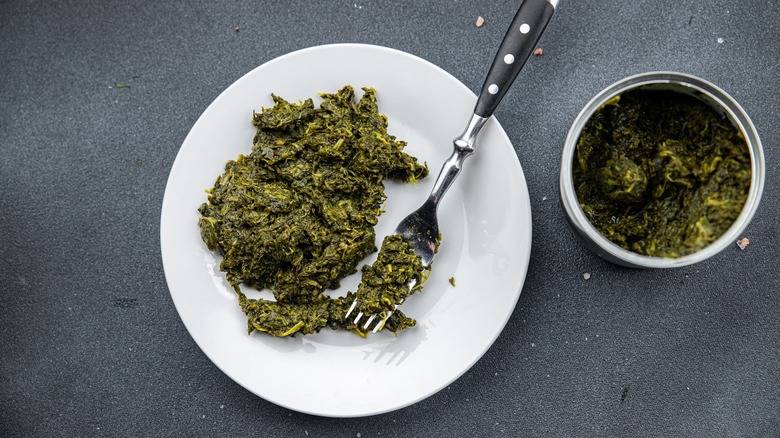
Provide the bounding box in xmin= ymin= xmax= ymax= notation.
xmin=559 ymin=72 xmax=765 ymax=268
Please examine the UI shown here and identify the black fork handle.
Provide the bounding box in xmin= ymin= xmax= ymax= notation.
xmin=474 ymin=0 xmax=558 ymax=118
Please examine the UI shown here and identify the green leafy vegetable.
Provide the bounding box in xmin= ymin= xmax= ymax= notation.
xmin=574 ymin=89 xmax=751 ymax=257
xmin=352 ymin=234 xmax=429 ymax=314
xmin=238 ymin=236 xmax=423 ymax=337
xmin=198 ymin=86 xmax=428 ymax=336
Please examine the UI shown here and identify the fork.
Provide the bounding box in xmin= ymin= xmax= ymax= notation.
xmin=345 ymin=0 xmax=559 ymax=333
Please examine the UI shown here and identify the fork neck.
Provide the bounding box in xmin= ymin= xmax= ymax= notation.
xmin=427 ymin=113 xmax=489 ymax=206
xmin=453 ymin=113 xmax=489 ymax=154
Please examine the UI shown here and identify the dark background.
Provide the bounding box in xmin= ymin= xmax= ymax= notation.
xmin=2 ymin=0 xmax=778 ymax=436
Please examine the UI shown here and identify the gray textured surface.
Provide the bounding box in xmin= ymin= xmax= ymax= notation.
xmin=1 ymin=0 xmax=779 ymax=436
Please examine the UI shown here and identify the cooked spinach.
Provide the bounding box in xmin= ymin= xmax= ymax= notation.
xmin=352 ymin=234 xmax=429 ymax=313
xmin=239 ymin=236 xmax=422 ymax=337
xmin=574 ymin=89 xmax=751 ymax=257
xmin=198 ymin=86 xmax=428 ymax=336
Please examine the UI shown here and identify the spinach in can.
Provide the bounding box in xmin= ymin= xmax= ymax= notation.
xmin=573 ymin=89 xmax=751 ymax=257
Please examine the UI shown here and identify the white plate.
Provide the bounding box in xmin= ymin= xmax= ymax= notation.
xmin=161 ymin=44 xmax=532 ymax=417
